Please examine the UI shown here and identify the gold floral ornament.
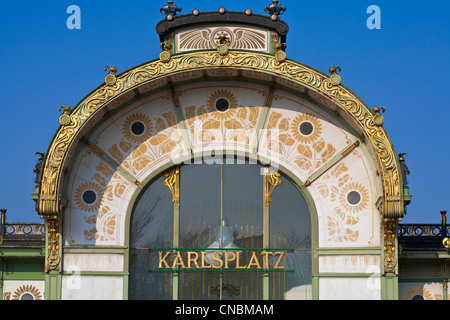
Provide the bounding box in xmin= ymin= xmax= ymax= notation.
xmin=11 ymin=285 xmax=43 ymax=300
xmin=206 ymin=89 xmax=238 ymax=120
xmin=339 ymin=182 xmax=369 ymax=214
xmin=74 ymin=181 xmax=104 ymax=212
xmin=122 ymin=112 xmax=154 ymax=144
xmin=291 ymin=113 xmax=322 ymax=144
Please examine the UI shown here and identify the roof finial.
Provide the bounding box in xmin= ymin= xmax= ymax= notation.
xmin=264 ymin=0 xmax=286 ymax=21
xmin=160 ymin=1 xmax=182 ymax=21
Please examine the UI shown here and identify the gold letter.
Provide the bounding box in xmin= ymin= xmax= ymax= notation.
xmin=187 ymin=251 xmax=200 ymax=269
xmin=212 ymin=251 xmax=224 ymax=269
xmin=260 ymin=251 xmax=273 ymax=269
xmin=172 ymin=252 xmax=186 ymax=269
xmin=159 ymin=251 xmax=171 ymax=269
xmin=201 ymin=251 xmax=212 ymax=269
xmin=224 ymin=252 xmax=236 ymax=269
xmin=273 ymin=252 xmax=286 ymax=269
xmin=247 ymin=251 xmax=262 ymax=269
xmin=235 ymin=251 xmax=246 ymax=269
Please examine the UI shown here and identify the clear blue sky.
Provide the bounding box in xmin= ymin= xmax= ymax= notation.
xmin=0 ymin=0 xmax=449 ymax=223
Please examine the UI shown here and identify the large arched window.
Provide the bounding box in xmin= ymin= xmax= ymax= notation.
xmin=129 ymin=158 xmax=312 ymax=300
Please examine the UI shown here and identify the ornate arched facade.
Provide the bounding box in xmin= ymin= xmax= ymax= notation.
xmin=33 ymin=7 xmax=409 ymax=300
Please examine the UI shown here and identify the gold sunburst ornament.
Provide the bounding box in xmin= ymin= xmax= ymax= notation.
xmin=401 ymin=286 xmax=433 ymax=300
xmin=74 ymin=181 xmax=104 ymax=212
xmin=122 ymin=113 xmax=154 ymax=144
xmin=340 ymin=182 xmax=369 ymax=214
xmin=11 ymin=285 xmax=43 ymax=300
xmin=206 ymin=89 xmax=238 ymax=120
xmin=291 ymin=113 xmax=322 ymax=144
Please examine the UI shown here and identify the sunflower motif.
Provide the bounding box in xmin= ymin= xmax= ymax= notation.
xmin=122 ymin=112 xmax=154 ymax=144
xmin=401 ymin=286 xmax=433 ymax=300
xmin=206 ymin=89 xmax=238 ymax=121
xmin=290 ymin=113 xmax=322 ymax=144
xmin=11 ymin=285 xmax=43 ymax=300
xmin=339 ymin=182 xmax=369 ymax=214
xmin=74 ymin=181 xmax=104 ymax=212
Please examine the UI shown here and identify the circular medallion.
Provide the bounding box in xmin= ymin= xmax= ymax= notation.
xmin=299 ymin=121 xmax=314 ymax=136
xmin=217 ymin=44 xmax=229 ymax=56
xmin=330 ymin=74 xmax=341 ymax=86
xmin=131 ymin=121 xmax=146 ymax=136
xmin=373 ymin=114 xmax=385 ymax=126
xmin=59 ymin=114 xmax=71 ymax=126
xmin=215 ymin=98 xmax=230 ymax=112
xmin=160 ymin=51 xmax=172 ymax=63
xmin=105 ymin=74 xmax=117 ymax=86
xmin=82 ymin=190 xmax=97 ymax=205
xmin=347 ymin=191 xmax=362 ymax=205
xmin=275 ymin=51 xmax=287 ymax=63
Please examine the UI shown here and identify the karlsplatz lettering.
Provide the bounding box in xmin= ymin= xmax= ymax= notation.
xmin=159 ymin=250 xmax=286 ymax=270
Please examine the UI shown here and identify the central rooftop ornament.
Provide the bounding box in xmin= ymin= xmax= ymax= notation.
xmin=264 ymin=0 xmax=286 ymax=21
xmin=160 ymin=1 xmax=182 ymax=21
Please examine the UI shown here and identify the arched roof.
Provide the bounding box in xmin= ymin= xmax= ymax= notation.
xmin=37 ymin=49 xmax=405 ymax=220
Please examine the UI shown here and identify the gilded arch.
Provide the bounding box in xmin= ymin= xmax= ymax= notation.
xmin=37 ymin=50 xmax=404 ymax=274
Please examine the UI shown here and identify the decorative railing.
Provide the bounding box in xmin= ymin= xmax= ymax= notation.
xmin=398 ymin=224 xmax=446 ymax=238
xmin=4 ymin=223 xmax=45 ymax=237
xmin=1 ymin=210 xmax=45 ymax=246
xmin=398 ymin=211 xmax=449 ymax=250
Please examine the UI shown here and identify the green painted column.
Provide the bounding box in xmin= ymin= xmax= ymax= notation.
xmin=45 ymin=272 xmax=62 ymax=300
xmin=381 ymin=275 xmax=398 ymax=300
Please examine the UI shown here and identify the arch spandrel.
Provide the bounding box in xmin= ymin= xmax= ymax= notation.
xmin=38 ymin=50 xmax=404 ymax=240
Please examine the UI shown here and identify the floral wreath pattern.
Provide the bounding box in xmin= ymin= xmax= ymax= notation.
xmin=316 ymin=162 xmax=371 ymax=244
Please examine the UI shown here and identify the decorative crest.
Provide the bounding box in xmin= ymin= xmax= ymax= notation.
xmin=104 ymin=66 xmax=118 ymax=86
xmin=329 ymin=66 xmax=342 ymax=86
xmin=58 ymin=106 xmax=72 ymax=126
xmin=264 ymin=1 xmax=286 ymax=20
xmin=160 ymin=1 xmax=182 ymax=20
xmin=372 ymin=106 xmax=386 ymax=126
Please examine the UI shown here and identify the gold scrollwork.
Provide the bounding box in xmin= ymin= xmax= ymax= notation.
xmin=37 ymin=50 xmax=405 ymax=220
xmin=264 ymin=166 xmax=282 ymax=206
xmin=47 ymin=218 xmax=61 ymax=271
xmin=384 ymin=218 xmax=397 ymax=274
xmin=163 ymin=166 xmax=180 ymax=205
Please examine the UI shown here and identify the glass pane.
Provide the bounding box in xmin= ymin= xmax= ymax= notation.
xmin=270 ymin=175 xmax=312 ymax=300
xmin=129 ymin=175 xmax=174 ymax=300
xmin=179 ymin=162 xmax=221 ymax=300
xmin=222 ymin=161 xmax=264 ymax=300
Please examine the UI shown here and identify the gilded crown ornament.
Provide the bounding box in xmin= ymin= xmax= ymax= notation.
xmin=274 ymin=43 xmax=287 ymax=62
xmin=328 ymin=66 xmax=342 ymax=86
xmin=216 ymin=32 xmax=231 ymax=56
xmin=159 ymin=42 xmax=173 ymax=63
xmin=160 ymin=1 xmax=182 ymax=21
xmin=58 ymin=106 xmax=72 ymax=126
xmin=372 ymin=106 xmax=385 ymax=126
xmin=104 ymin=66 xmax=117 ymax=86
xmin=264 ymin=0 xmax=286 ymax=21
